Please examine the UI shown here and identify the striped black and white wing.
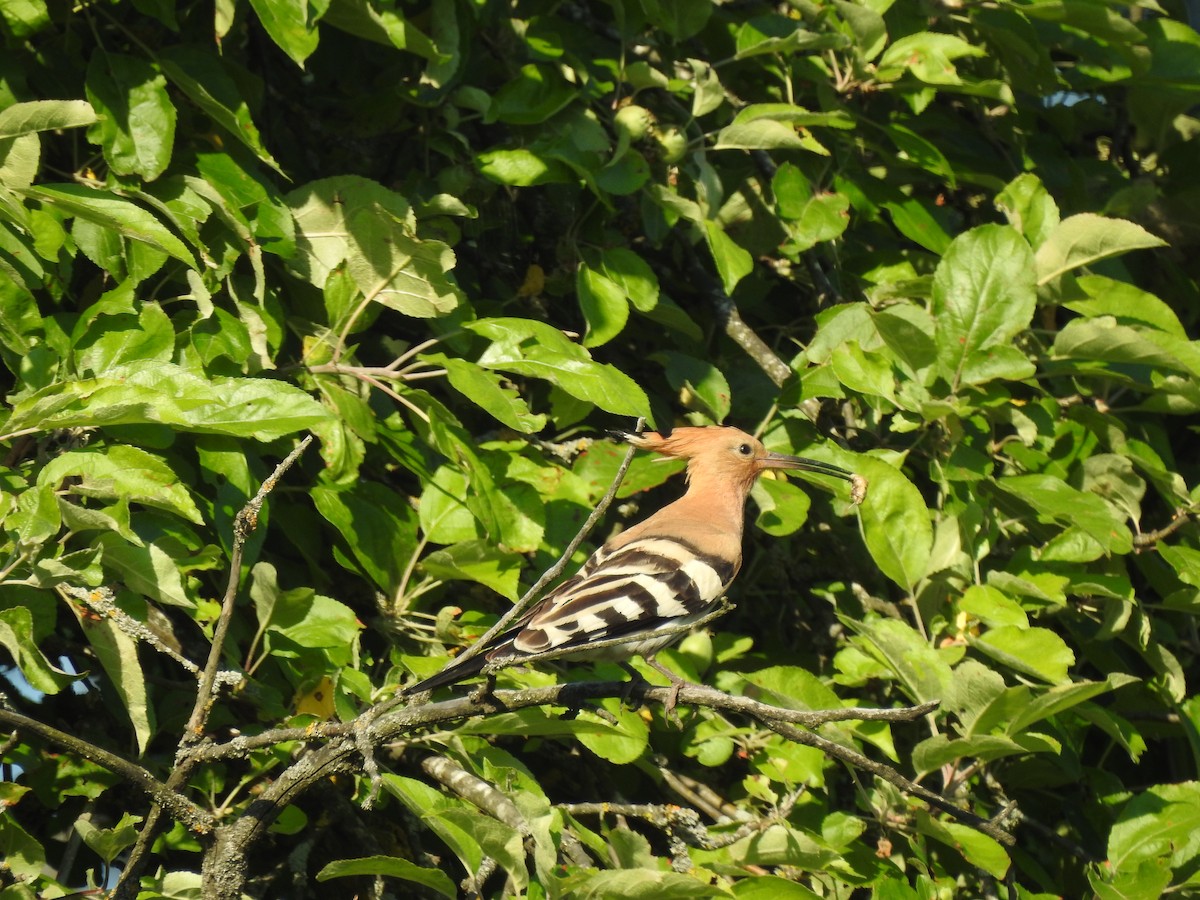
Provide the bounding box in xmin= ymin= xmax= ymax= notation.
xmin=505 ymin=536 xmax=738 ymax=660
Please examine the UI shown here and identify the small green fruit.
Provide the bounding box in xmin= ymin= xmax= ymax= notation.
xmin=614 ymin=104 xmax=654 ymax=142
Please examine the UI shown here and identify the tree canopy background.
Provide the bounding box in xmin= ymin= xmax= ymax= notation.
xmin=2 ymin=0 xmax=1200 ymax=897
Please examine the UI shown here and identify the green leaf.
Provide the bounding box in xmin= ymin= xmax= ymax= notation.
xmin=752 ymin=476 xmax=812 ymax=537
xmin=598 ymin=247 xmax=659 ymax=312
xmin=320 ymin=0 xmax=439 ymax=58
xmin=995 ymin=173 xmax=1060 ymax=247
xmin=1034 ymin=213 xmax=1167 ymax=286
xmin=913 ymin=732 xmax=1060 ymax=772
xmin=1007 ymin=674 xmax=1138 ymax=735
xmin=75 ymin=812 xmax=142 ymax=865
xmin=884 ymin=196 xmax=953 ymax=254
xmin=287 ymin=176 xmax=461 ymax=317
xmin=831 ymin=340 xmax=896 ymax=401
xmin=85 ymin=53 xmax=176 ymax=180
xmin=703 ymin=220 xmax=753 ymax=295
xmin=435 ymin=809 xmax=528 ymax=890
xmin=957 ymin=344 xmax=1036 ymax=386
xmin=0 ymin=99 xmax=96 ymax=138
xmin=6 ymin=361 xmax=331 ymax=441
xmin=1159 ymin=544 xmax=1200 ymax=588
xmin=476 ymin=148 xmax=571 ymax=186
xmin=266 ymin=588 xmax=361 ymax=660
xmin=467 ymin=318 xmax=651 ymax=420
xmin=383 ymin=775 xmax=483 ymax=875
xmin=8 ymin=481 xmax=62 ymax=545
xmin=784 ymin=191 xmax=850 ymax=251
xmin=418 ymin=465 xmax=481 ymax=544
xmin=884 ymin=123 xmax=955 ymax=186
xmin=246 ymin=0 xmax=319 ymax=66
xmin=1067 ymin=275 xmax=1186 ymax=337
xmin=744 ymin=665 xmax=842 ymax=711
xmin=23 ymin=184 xmax=196 ymax=268
xmin=572 ymin=869 xmax=723 ymax=899
xmin=638 ymin=0 xmax=711 ymax=40
xmin=932 ymin=224 xmax=1036 ymax=391
xmin=573 ymin=703 xmax=649 ymax=764
xmin=317 ymin=856 xmax=456 ymax=898
xmin=856 ymin=456 xmax=932 ymax=590
xmin=715 ymin=118 xmax=813 ymax=151
xmin=78 ymin=607 xmax=155 ymax=753
xmin=0 ymin=0 xmax=50 ymax=37
xmin=576 ymin=261 xmax=629 ymax=347
xmin=345 ymin=203 xmax=462 ymax=318
xmin=915 ymin=811 xmax=1010 ymax=879
xmin=0 ymin=606 xmax=73 ymax=694
xmin=971 ymin=625 xmax=1075 ymax=684
xmin=157 ymin=45 xmax=283 ymax=173
xmin=433 ymin=356 xmax=547 ymax=434
xmin=732 ymin=875 xmax=822 ymax=899
xmin=1108 ymin=782 xmax=1200 ymax=870
xmin=0 ymin=813 xmax=46 ymax=880
xmin=37 ymin=444 xmax=203 ymax=524
xmin=872 ymin=303 xmax=938 ymax=373
xmin=311 ymin=482 xmax=419 ymax=592
xmin=97 ymin=534 xmax=194 ymax=608
xmin=1090 ymin=858 xmax=1172 ymax=900
xmin=1052 ymin=316 xmax=1198 ymax=376
xmin=420 ymin=539 xmax=523 ymax=601
xmin=877 ymin=32 xmax=986 ymax=84
xmin=653 ymin=351 xmax=731 ymax=422
xmin=846 ymin=617 xmax=952 ymax=703
xmin=958 ymin=584 xmax=1028 ymax=628
xmin=994 ymin=473 xmax=1133 ymax=554
xmin=485 ymin=64 xmax=575 ymax=125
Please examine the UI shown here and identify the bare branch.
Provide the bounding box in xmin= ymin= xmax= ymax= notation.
xmin=422 ymin=755 xmax=531 ymax=837
xmin=1133 ymin=504 xmax=1196 ymax=549
xmin=0 ymin=705 xmax=213 ymax=833
xmin=62 ymin=584 xmax=199 ymax=675
xmin=184 ymin=435 xmax=314 ymax=744
xmin=193 ymin=675 xmax=988 ymax=892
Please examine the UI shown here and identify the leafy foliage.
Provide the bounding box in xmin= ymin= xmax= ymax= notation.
xmin=1 ymin=0 xmax=1199 ymax=897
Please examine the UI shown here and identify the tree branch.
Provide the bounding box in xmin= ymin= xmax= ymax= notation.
xmin=194 ymin=675 xmax=987 ymax=899
xmin=183 ymin=435 xmax=314 ymax=745
xmin=1132 ymin=504 xmax=1195 ymax=549
xmin=0 ymin=705 xmax=214 ymax=833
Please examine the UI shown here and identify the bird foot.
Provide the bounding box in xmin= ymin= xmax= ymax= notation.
xmin=617 ymin=662 xmax=650 ymax=707
xmin=644 ymin=657 xmax=695 ymax=727
xmin=468 ymin=673 xmax=498 ymax=705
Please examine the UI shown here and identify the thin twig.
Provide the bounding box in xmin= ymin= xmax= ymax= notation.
xmin=757 ymin=716 xmax=1015 ymax=846
xmin=1133 ymin=505 xmax=1195 ymax=549
xmin=0 ymin=706 xmax=214 ymax=832
xmin=190 ymin=683 xmax=938 ymax=762
xmin=331 ymin=295 xmax=374 ymax=364
xmin=182 ymin=436 xmax=314 ymax=744
xmin=62 ymin=585 xmax=200 ymax=674
xmin=196 ymin=678 xmax=984 ymax=893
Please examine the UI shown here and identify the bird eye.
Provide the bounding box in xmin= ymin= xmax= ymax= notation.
xmin=737 ymin=443 xmax=752 ymax=456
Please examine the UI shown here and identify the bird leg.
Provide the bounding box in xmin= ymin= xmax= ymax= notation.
xmin=643 ymin=657 xmax=694 ymax=725
xmin=618 ymin=661 xmax=650 ymax=707
xmin=468 ymin=673 xmax=498 ymax=705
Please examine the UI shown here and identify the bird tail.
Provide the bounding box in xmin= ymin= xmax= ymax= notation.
xmin=402 ymin=632 xmax=517 ymax=695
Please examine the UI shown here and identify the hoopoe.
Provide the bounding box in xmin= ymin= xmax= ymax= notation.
xmin=405 ymin=426 xmax=859 ymax=696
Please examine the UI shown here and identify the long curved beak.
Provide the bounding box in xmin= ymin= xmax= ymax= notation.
xmin=760 ymin=452 xmax=853 ymax=481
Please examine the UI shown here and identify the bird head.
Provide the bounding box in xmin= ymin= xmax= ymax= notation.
xmin=617 ymin=426 xmax=854 ymax=495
